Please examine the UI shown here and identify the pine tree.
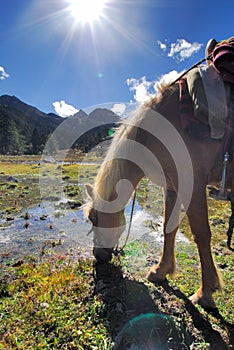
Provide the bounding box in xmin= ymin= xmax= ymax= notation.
xmin=31 ymin=127 xmax=44 ymax=154
xmin=6 ymin=119 xmax=26 ymax=154
xmin=0 ymin=107 xmax=10 ymax=153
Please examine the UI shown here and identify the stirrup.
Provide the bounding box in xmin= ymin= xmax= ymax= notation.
xmin=209 ymin=152 xmax=230 ymax=201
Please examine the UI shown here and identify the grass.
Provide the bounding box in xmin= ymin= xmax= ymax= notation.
xmin=0 ymin=156 xmax=99 ymax=219
xmin=0 ymin=156 xmax=234 ymax=349
xmin=0 ymin=256 xmax=112 ymax=349
xmin=121 ymin=238 xmax=234 ymax=324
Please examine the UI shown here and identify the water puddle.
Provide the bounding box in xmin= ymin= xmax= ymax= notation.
xmin=0 ymin=197 xmax=189 ymax=262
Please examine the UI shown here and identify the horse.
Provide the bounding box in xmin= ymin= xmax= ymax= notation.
xmin=85 ymin=80 xmax=230 ymax=309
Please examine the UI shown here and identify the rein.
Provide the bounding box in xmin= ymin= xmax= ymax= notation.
xmin=170 ymin=55 xmax=211 ymax=86
xmin=114 ymin=190 xmax=137 ymax=256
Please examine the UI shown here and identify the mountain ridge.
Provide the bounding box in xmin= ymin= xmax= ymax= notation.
xmin=0 ymin=95 xmax=120 ymax=155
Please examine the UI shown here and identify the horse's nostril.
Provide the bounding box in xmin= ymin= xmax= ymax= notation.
xmin=93 ymin=247 xmax=113 ymax=263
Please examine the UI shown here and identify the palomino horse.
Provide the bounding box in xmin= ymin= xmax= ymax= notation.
xmin=85 ymin=81 xmax=228 ymax=309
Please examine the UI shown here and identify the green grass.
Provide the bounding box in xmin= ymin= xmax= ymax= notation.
xmin=0 ymin=158 xmax=99 ymax=218
xmin=121 ymin=238 xmax=234 ymax=325
xmin=0 ymin=257 xmax=112 ymax=349
xmin=0 ymin=158 xmax=233 ymax=349
xmin=0 ymin=243 xmax=233 ymax=348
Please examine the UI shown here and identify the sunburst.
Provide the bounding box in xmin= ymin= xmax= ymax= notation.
xmin=68 ymin=0 xmax=106 ymax=24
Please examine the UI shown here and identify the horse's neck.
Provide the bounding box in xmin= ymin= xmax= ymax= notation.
xmin=94 ymin=158 xmax=143 ymax=211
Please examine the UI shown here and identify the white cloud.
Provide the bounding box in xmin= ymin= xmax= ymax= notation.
xmin=0 ymin=66 xmax=10 ymax=80
xmin=157 ymin=40 xmax=167 ymax=51
xmin=127 ymin=70 xmax=183 ymax=103
xmin=111 ymin=103 xmax=126 ymax=116
xmin=126 ymin=76 xmax=155 ymax=103
xmin=154 ymin=70 xmax=182 ymax=92
xmin=168 ymin=39 xmax=202 ymax=62
xmin=52 ymin=100 xmax=79 ymax=118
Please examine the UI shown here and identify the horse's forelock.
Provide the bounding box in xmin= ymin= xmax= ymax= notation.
xmin=83 ymin=201 xmax=92 ymax=219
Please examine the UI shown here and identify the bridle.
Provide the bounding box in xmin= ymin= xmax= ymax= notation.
xmin=87 ymin=190 xmax=137 ymax=256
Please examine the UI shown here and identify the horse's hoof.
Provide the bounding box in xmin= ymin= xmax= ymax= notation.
xmin=146 ymin=262 xmax=175 ymax=283
xmin=189 ymin=292 xmax=217 ymax=309
xmin=146 ymin=269 xmax=166 ymax=283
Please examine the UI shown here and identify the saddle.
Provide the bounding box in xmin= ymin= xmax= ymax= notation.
xmin=179 ymin=36 xmax=234 ymax=141
xmin=187 ymin=64 xmax=230 ymax=139
xmin=178 ymin=37 xmax=234 ymax=250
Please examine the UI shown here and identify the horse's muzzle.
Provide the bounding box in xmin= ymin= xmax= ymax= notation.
xmin=93 ymin=247 xmax=113 ymax=263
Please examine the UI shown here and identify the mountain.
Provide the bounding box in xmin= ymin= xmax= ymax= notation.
xmin=0 ymin=95 xmax=47 ymax=116
xmin=0 ymin=95 xmax=120 ymax=155
xmin=0 ymin=95 xmax=63 ymax=154
xmin=70 ymin=108 xmax=120 ymax=153
xmin=73 ymin=109 xmax=88 ymax=119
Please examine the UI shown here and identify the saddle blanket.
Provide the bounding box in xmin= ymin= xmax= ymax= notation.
xmin=186 ymin=64 xmax=231 ymax=139
xmin=179 ymin=77 xmax=234 ymax=141
xmin=179 ymin=78 xmax=211 ymax=140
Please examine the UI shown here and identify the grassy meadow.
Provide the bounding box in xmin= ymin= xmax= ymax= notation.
xmin=0 ymin=155 xmax=233 ymax=349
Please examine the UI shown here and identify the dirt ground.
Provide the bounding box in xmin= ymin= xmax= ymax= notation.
xmin=94 ymin=260 xmax=234 ymax=350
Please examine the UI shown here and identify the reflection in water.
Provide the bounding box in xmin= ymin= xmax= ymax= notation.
xmin=0 ymin=193 xmax=189 ymax=263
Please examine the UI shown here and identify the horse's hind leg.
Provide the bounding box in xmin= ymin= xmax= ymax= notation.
xmin=187 ymin=186 xmax=222 ymax=309
xmin=147 ymin=189 xmax=180 ymax=282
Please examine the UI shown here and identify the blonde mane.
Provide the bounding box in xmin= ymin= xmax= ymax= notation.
xmin=93 ymin=117 xmax=137 ymax=201
xmin=144 ymin=80 xmax=177 ymax=109
xmin=91 ymin=80 xmax=177 ymax=203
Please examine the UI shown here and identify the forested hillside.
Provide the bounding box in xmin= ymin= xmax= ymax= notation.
xmin=0 ymin=95 xmax=120 ymax=155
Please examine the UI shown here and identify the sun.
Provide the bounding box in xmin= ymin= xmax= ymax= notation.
xmin=68 ymin=0 xmax=106 ymax=24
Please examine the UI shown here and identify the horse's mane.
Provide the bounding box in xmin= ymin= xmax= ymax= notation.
xmin=144 ymin=80 xmax=178 ymax=109
xmin=89 ymin=80 xmax=178 ymax=204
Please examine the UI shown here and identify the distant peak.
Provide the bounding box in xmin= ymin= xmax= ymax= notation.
xmin=0 ymin=94 xmax=30 ymax=108
xmin=73 ymin=109 xmax=88 ymax=118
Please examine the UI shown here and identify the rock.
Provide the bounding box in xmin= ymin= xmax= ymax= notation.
xmin=7 ymin=176 xmax=18 ymax=183
xmin=40 ymin=302 xmax=49 ymax=309
xmin=7 ymin=184 xmax=17 ymax=189
xmin=6 ymin=216 xmax=14 ymax=221
xmin=24 ymin=221 xmax=29 ymax=228
xmin=62 ymin=175 xmax=70 ymax=180
xmin=24 ymin=212 xmax=30 ymax=220
xmin=68 ymin=200 xmax=82 ymax=209
xmin=12 ymin=260 xmax=24 ymax=267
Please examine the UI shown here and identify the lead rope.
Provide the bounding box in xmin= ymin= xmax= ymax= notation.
xmin=227 ymin=204 xmax=234 ymax=251
xmin=114 ymin=190 xmax=137 ymax=256
xmin=227 ymin=141 xmax=234 ymax=251
xmin=226 ymin=92 xmax=234 ymax=251
xmin=170 ymin=56 xmax=211 ymax=87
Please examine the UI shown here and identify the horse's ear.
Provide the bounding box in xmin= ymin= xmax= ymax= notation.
xmin=85 ymin=183 xmax=94 ymax=199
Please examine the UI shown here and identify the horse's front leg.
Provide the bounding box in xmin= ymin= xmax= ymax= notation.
xmin=147 ymin=189 xmax=180 ymax=282
xmin=187 ymin=185 xmax=222 ymax=309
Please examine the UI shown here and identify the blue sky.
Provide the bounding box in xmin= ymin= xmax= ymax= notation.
xmin=0 ymin=0 xmax=233 ymax=117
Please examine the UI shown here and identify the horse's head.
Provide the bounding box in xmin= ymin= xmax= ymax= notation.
xmin=85 ymin=184 xmax=126 ymax=263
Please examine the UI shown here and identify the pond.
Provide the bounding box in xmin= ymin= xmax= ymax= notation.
xmin=0 ymin=190 xmax=189 ymax=263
